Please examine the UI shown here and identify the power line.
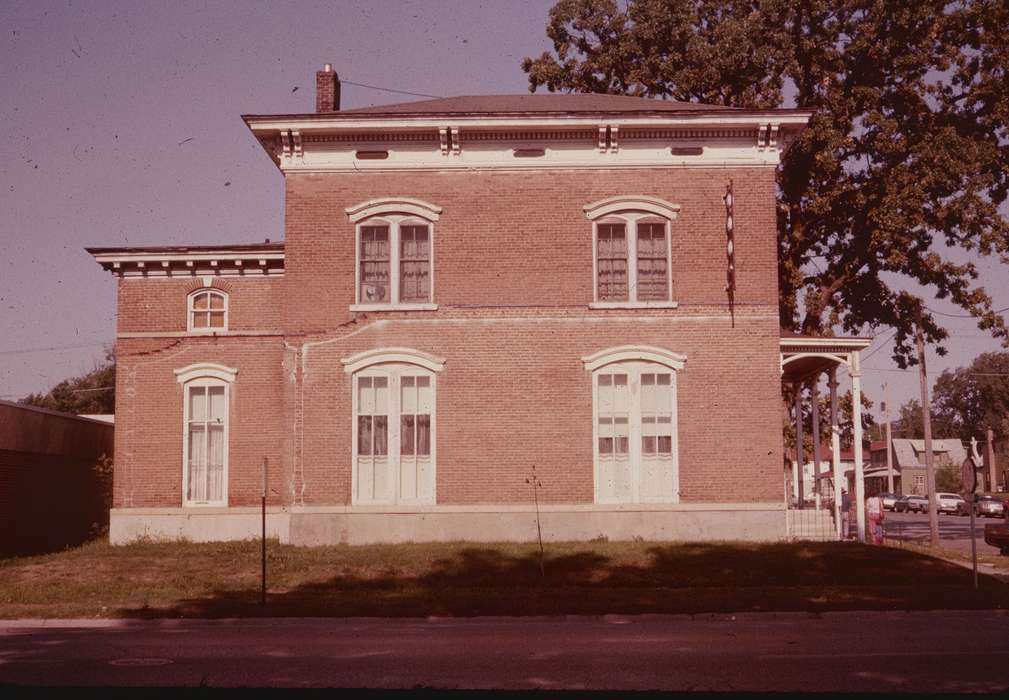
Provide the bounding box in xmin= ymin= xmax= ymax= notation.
xmin=860 ymin=329 xmax=897 ymax=363
xmin=341 ymin=78 xmax=442 ymax=100
xmin=925 ymin=305 xmax=1009 ymax=319
xmin=0 ymin=341 xmax=109 ymax=356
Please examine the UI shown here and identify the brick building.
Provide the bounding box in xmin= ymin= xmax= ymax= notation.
xmin=90 ymin=65 xmax=830 ymax=545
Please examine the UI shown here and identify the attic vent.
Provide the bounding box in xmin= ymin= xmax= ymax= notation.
xmin=356 ymin=150 xmax=389 ymax=160
xmin=513 ymin=148 xmax=546 ymax=158
xmin=670 ymin=146 xmax=704 ymax=156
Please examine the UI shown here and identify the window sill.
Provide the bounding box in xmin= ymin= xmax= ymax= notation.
xmin=589 ymin=301 xmax=679 ymax=310
xmin=182 ymin=501 xmax=229 ymax=508
xmin=350 ymin=303 xmax=439 ymax=312
xmin=187 ymin=328 xmax=229 ymax=335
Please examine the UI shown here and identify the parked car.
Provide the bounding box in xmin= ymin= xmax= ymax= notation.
xmin=879 ymin=492 xmax=899 ymax=511
xmin=974 ymin=495 xmax=1006 ymax=518
xmin=984 ymin=522 xmax=1009 ymax=555
xmin=895 ymin=494 xmax=929 ymax=513
xmin=936 ymin=492 xmax=965 ymax=515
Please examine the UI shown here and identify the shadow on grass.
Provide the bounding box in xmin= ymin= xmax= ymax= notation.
xmin=118 ymin=541 xmax=1009 ymax=619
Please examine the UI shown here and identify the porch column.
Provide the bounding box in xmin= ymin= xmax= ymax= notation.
xmin=811 ymin=378 xmax=823 ymax=506
xmin=852 ymin=352 xmax=866 ymax=542
xmin=829 ymin=368 xmax=843 ymax=539
xmin=794 ymin=381 xmax=805 ymax=508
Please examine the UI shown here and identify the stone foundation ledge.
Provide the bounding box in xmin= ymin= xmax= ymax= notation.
xmin=110 ymin=503 xmax=787 ymax=545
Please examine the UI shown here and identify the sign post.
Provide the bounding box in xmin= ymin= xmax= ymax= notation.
xmin=261 ymin=456 xmax=268 ymax=607
xmin=962 ymin=438 xmax=981 ymax=590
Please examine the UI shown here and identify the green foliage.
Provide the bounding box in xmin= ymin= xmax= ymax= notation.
xmin=782 ymin=385 xmax=875 ymax=452
xmin=524 ymin=0 xmax=1009 ymax=366
xmin=20 ymin=352 xmax=115 ymax=415
xmin=932 ymin=352 xmax=1009 ymax=445
xmin=935 ymin=460 xmax=964 ymax=494
xmin=90 ymin=454 xmax=114 ymax=537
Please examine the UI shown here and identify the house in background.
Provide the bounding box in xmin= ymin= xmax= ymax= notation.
xmin=869 ymin=438 xmax=967 ymax=495
xmin=788 ymin=442 xmax=868 ymax=506
xmin=87 ymin=64 xmax=874 ymax=546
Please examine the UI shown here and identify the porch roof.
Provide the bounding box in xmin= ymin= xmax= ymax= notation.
xmin=780 ymin=333 xmax=872 ymax=384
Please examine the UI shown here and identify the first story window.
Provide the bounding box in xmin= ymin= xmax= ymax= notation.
xmin=593 ymin=361 xmax=679 ymax=504
xmin=184 ymin=381 xmax=228 ymax=505
xmin=175 ymin=363 xmax=237 ymax=507
xmin=354 ymin=366 xmax=435 ymax=504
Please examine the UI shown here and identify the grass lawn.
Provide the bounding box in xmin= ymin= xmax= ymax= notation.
xmin=1 ymin=538 xmax=1007 ymax=619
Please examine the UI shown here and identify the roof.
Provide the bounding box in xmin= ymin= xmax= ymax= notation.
xmin=87 ymin=242 xmax=285 ymax=278
xmin=891 ymin=438 xmax=967 ymax=469
xmin=243 ymin=93 xmax=813 ymax=123
xmin=85 ymin=242 xmax=283 ymax=256
xmin=335 ymin=93 xmax=734 ymax=116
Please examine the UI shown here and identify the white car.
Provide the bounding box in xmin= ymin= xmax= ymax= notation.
xmin=936 ymin=492 xmax=966 ymax=515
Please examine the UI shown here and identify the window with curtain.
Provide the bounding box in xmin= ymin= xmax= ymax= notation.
xmin=354 ymin=366 xmax=435 ymax=505
xmin=184 ymin=382 xmax=228 ymax=505
xmin=593 ymin=361 xmax=678 ymax=504
xmin=356 ymin=216 xmax=433 ymax=307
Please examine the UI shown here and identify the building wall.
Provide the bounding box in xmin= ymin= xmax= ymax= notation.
xmin=112 ymin=336 xmax=286 ymax=509
xmin=0 ymin=401 xmax=114 ymax=555
xmin=282 ymin=168 xmax=778 ymax=332
xmin=109 ymin=164 xmax=787 ymax=539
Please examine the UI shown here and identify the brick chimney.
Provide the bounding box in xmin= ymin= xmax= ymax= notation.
xmin=316 ymin=63 xmax=340 ymax=112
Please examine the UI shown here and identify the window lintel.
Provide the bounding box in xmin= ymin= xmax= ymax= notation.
xmin=346 ymin=197 xmax=443 ymax=223
xmin=175 ymin=363 xmax=239 ymax=384
xmin=582 ymin=345 xmax=687 ymax=372
xmin=342 ymin=347 xmax=446 ymax=374
xmin=584 ymin=196 xmax=681 ymax=221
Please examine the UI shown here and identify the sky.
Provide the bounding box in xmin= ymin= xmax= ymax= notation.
xmin=1 ymin=0 xmax=1007 ymax=426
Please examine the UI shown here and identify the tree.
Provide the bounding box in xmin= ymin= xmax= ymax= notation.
xmin=932 ymin=352 xmax=1009 ymax=444
xmin=20 ymin=352 xmax=115 ymax=415
xmin=892 ymin=398 xmax=954 ymax=440
xmin=935 ymin=456 xmax=964 ymax=493
xmin=524 ymin=0 xmax=1009 ymax=366
xmin=783 ymin=386 xmax=875 ymax=452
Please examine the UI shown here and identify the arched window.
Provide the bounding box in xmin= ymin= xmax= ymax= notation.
xmin=188 ymin=289 xmax=228 ymax=332
xmin=582 ymin=346 xmax=685 ymax=504
xmin=342 ymin=348 xmax=445 ymax=504
xmin=584 ymin=196 xmax=680 ymax=308
xmin=345 ymin=198 xmax=442 ymax=310
xmin=174 ymin=363 xmax=237 ymax=506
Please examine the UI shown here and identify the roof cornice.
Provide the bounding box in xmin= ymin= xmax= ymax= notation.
xmin=88 ymin=243 xmax=285 ymax=278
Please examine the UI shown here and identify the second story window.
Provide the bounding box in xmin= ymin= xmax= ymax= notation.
xmin=188 ymin=289 xmax=228 ymax=332
xmin=346 ymin=198 xmax=442 ymax=311
xmin=358 ymin=219 xmax=431 ymax=304
xmin=584 ymin=196 xmax=681 ymax=308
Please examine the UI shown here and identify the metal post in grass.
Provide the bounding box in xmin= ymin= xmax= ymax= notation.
xmin=965 ymin=440 xmax=982 ymax=590
xmin=262 ymin=456 xmax=267 ymax=607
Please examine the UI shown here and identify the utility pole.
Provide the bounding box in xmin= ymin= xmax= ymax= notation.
xmin=915 ymin=320 xmax=939 ymax=547
xmin=884 ymin=382 xmax=894 ymax=494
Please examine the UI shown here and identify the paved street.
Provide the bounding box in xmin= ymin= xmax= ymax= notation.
xmin=2 ymin=612 xmax=1009 ymax=691
xmin=880 ymin=510 xmax=1006 ymax=556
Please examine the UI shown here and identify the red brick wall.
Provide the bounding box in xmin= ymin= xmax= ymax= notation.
xmin=283 ymin=168 xmax=778 ymax=332
xmin=117 ymin=277 xmax=284 ymax=334
xmin=296 ymin=314 xmax=782 ymax=505
xmin=112 ymin=337 xmax=286 ymax=508
xmin=112 ymin=165 xmax=785 ymax=509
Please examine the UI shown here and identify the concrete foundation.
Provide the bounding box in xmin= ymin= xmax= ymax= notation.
xmin=109 ymin=503 xmax=788 ymax=545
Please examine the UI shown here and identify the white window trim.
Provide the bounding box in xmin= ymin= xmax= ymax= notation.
xmin=585 ymin=196 xmax=679 ymax=308
xmin=175 ymin=363 xmax=237 ymax=508
xmin=187 ymin=288 xmax=229 ymax=334
xmin=348 ymin=356 xmax=441 ymax=506
xmin=583 ymin=346 xmax=685 ymax=505
xmin=348 ymin=198 xmax=441 ymax=311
